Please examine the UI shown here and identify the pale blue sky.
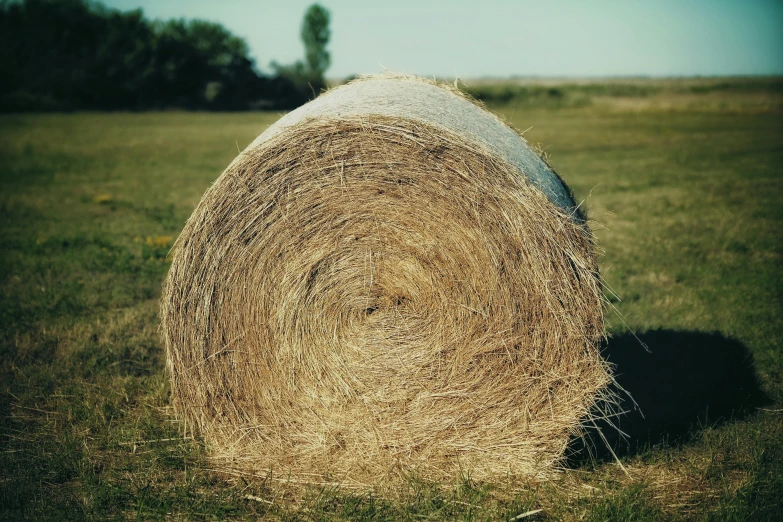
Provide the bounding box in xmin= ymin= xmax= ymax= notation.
xmin=103 ymin=0 xmax=783 ymax=78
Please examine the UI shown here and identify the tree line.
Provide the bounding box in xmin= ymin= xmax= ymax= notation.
xmin=0 ymin=0 xmax=331 ymax=111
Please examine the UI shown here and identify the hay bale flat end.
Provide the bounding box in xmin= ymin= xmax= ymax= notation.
xmin=161 ymin=74 xmax=612 ymax=484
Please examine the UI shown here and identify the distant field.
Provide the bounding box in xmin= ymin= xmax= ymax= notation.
xmin=461 ymin=76 xmax=783 ymax=113
xmin=1 ymin=79 xmax=782 ymax=520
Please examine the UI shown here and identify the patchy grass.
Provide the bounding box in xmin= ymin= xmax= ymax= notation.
xmin=1 ymin=80 xmax=782 ymax=520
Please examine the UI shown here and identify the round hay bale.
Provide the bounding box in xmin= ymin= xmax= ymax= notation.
xmin=161 ymin=74 xmax=611 ymax=483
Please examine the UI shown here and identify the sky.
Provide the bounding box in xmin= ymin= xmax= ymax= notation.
xmin=103 ymin=0 xmax=783 ymax=79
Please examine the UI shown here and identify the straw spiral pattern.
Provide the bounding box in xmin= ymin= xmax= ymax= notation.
xmin=161 ymin=77 xmax=611 ymax=483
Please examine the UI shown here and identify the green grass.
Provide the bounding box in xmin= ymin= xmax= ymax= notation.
xmin=1 ymin=81 xmax=782 ymax=520
xmin=462 ymin=76 xmax=783 ymax=111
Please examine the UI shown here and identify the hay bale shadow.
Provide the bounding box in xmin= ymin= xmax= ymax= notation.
xmin=568 ymin=329 xmax=768 ymax=465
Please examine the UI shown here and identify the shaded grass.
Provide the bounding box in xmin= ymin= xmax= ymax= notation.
xmin=1 ymin=81 xmax=782 ymax=519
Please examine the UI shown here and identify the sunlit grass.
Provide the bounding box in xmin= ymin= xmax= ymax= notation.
xmin=1 ymin=82 xmax=781 ymax=520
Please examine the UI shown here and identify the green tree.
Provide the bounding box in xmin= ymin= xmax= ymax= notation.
xmin=301 ymin=3 xmax=330 ymax=81
xmin=271 ymin=3 xmax=331 ymax=97
xmin=0 ymin=0 xmax=305 ymax=111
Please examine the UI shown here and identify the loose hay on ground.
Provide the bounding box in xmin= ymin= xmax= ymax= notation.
xmin=161 ymin=75 xmax=613 ymax=485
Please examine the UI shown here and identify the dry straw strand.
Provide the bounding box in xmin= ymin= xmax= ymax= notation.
xmin=161 ymin=75 xmax=613 ymax=486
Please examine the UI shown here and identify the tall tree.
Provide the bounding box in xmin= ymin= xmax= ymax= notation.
xmin=272 ymin=3 xmax=331 ymax=98
xmin=301 ymin=3 xmax=330 ymax=81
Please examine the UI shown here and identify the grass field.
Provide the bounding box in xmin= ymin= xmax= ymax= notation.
xmin=1 ymin=79 xmax=782 ymax=520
